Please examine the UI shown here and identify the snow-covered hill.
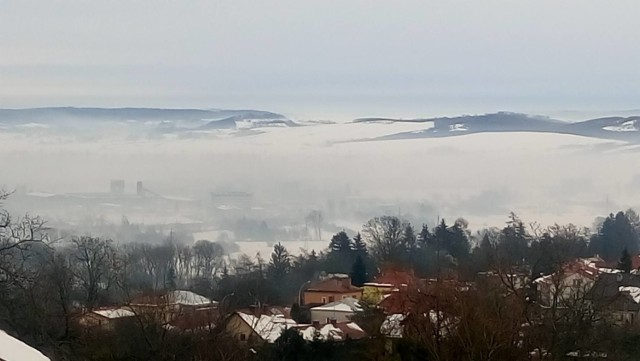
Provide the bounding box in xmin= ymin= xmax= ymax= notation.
xmin=356 ymin=112 xmax=640 ymax=143
xmin=0 ymin=107 xmax=292 ymax=136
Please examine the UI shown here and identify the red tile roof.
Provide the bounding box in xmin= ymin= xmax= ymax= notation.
xmin=367 ymin=269 xmax=417 ymax=287
xmin=306 ymin=277 xmax=362 ymax=293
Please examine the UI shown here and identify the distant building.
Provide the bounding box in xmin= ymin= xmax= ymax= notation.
xmin=110 ymin=179 xmax=125 ymax=194
xmin=303 ymin=275 xmax=362 ymax=306
xmin=76 ymin=307 xmax=135 ymax=330
xmin=363 ymin=268 xmax=420 ymax=303
xmin=225 ymin=309 xmax=297 ymax=344
xmin=165 ymin=307 xmax=219 ymax=333
xmin=210 ymin=191 xmax=253 ymax=211
xmin=224 ymin=308 xmax=366 ymax=344
xmin=587 ymin=273 xmax=640 ymax=325
xmin=310 ymin=297 xmax=362 ymax=323
xmin=534 ymin=258 xmax=618 ymax=306
xmin=129 ymin=290 xmax=217 ymax=323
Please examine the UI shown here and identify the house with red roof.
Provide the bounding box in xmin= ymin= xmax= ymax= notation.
xmin=534 ymin=259 xmax=615 ymax=306
xmin=303 ymin=275 xmax=362 ymax=306
xmin=363 ymin=268 xmax=423 ymax=303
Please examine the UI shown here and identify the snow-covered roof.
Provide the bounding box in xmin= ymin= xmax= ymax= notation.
xmin=0 ymin=329 xmax=50 ymax=361
xmin=299 ymin=323 xmax=343 ymax=341
xmin=169 ymin=290 xmax=216 ymax=306
xmin=310 ymin=297 xmax=362 ymax=313
xmin=92 ymin=307 xmax=135 ymax=319
xmin=237 ymin=312 xmax=298 ymax=343
xmin=534 ymin=259 xmax=605 ymax=285
xmin=619 ymin=286 xmax=640 ymax=303
xmin=380 ymin=314 xmax=405 ymax=338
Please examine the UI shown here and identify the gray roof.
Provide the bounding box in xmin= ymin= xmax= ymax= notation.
xmin=587 ymin=273 xmax=640 ymax=311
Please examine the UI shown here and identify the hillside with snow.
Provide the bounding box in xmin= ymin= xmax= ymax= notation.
xmin=356 ymin=112 xmax=640 ymax=143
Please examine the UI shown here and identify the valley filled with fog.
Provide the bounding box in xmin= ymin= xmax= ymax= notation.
xmin=2 ymin=108 xmax=640 ymax=255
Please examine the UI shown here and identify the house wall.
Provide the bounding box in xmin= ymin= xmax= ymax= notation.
xmin=363 ymin=286 xmax=390 ymax=303
xmin=224 ymin=314 xmax=262 ymax=344
xmin=310 ymin=309 xmax=354 ymax=323
xmin=304 ymin=291 xmax=362 ymax=305
xmin=539 ymin=273 xmax=595 ymax=306
xmin=77 ymin=314 xmax=116 ymax=330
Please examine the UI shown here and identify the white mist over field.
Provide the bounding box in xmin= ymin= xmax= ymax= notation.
xmin=3 ymin=117 xmax=639 ymax=251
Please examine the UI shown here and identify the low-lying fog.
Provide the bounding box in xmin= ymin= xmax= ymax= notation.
xmin=2 ymin=112 xmax=640 ymax=255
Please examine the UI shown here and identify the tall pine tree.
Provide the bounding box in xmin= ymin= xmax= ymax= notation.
xmin=350 ymin=254 xmax=368 ymax=287
xmin=268 ymin=243 xmax=291 ymax=281
xmin=619 ymin=248 xmax=633 ymax=273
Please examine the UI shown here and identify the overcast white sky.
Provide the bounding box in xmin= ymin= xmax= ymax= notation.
xmin=1 ymin=0 xmax=639 ymax=119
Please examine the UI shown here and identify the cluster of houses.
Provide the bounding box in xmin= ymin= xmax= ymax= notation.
xmin=533 ymin=255 xmax=640 ymax=326
xmin=73 ymin=269 xmax=420 ymax=345
xmin=72 ymin=256 xmax=640 ymax=354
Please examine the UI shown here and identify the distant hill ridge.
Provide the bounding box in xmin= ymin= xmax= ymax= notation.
xmin=0 ymin=107 xmax=285 ymax=123
xmin=355 ymin=112 xmax=640 ymax=143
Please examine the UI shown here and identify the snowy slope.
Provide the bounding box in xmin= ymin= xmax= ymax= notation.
xmin=0 ymin=330 xmax=50 ymax=361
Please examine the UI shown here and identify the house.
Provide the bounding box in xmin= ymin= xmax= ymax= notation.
xmin=587 ymin=272 xmax=640 ymax=325
xmin=77 ymin=307 xmax=136 ymax=330
xmin=310 ymin=297 xmax=362 ymax=323
xmin=225 ymin=308 xmax=366 ymax=344
xmin=225 ymin=310 xmax=298 ymax=343
xmin=0 ymin=328 xmax=50 ymax=361
xmin=165 ymin=307 xmax=219 ymax=333
xmin=363 ymin=268 xmax=420 ymax=303
xmin=303 ymin=275 xmax=362 ymax=306
xmin=129 ymin=290 xmax=217 ymax=322
xmin=534 ymin=259 xmax=609 ymax=306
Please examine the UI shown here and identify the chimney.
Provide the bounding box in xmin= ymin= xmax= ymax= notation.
xmin=136 ymin=181 xmax=144 ymax=196
xmin=312 ymin=320 xmax=320 ymax=329
xmin=341 ymin=277 xmax=351 ymax=288
xmin=330 ymin=318 xmax=337 ymax=326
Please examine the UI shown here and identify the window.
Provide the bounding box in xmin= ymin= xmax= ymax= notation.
xmin=321 ymin=297 xmax=327 ymax=304
xmin=572 ymin=279 xmax=583 ymax=287
xmin=329 ymin=296 xmax=335 ymax=302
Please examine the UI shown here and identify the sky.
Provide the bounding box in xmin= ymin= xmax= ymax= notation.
xmin=1 ymin=0 xmax=639 ymax=120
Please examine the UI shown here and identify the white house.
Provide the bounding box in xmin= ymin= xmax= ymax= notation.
xmin=310 ymin=297 xmax=362 ymax=323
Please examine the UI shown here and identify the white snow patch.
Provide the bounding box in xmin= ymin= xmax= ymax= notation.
xmin=298 ymin=323 xmax=344 ymax=341
xmin=238 ymin=313 xmax=298 ymax=343
xmin=603 ymin=120 xmax=638 ymax=132
xmin=380 ymin=314 xmax=405 ymax=338
xmin=449 ymin=123 xmax=468 ymax=131
xmin=619 ymin=286 xmax=640 ymax=303
xmin=17 ymin=123 xmax=49 ymax=129
xmin=0 ymin=329 xmax=50 ymax=361
xmin=169 ymin=290 xmax=216 ymax=306
xmin=93 ymin=307 xmax=135 ymax=319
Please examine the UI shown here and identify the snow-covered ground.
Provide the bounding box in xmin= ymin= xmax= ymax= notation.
xmin=0 ymin=330 xmax=50 ymax=361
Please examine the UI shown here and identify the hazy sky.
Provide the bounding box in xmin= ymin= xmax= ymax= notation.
xmin=1 ymin=0 xmax=639 ymax=119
